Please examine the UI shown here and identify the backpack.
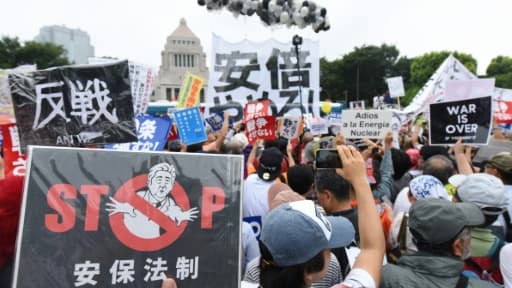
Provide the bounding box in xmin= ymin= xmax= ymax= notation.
xmin=464 ymin=237 xmax=504 ymax=286
xmin=503 ymin=211 xmax=512 ymax=243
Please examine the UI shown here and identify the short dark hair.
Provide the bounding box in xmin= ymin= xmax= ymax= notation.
xmin=422 ymin=155 xmax=455 ymax=185
xmin=287 ymin=165 xmax=314 ymax=195
xmin=420 ymin=145 xmax=450 ymax=161
xmin=391 ymin=148 xmax=412 ymax=180
xmin=315 ymin=169 xmax=351 ymax=202
xmin=259 ymin=241 xmax=326 ymax=288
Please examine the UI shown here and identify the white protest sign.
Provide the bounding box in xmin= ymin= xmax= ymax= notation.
xmin=280 ymin=115 xmax=300 ymax=139
xmin=386 ymin=76 xmax=405 ymax=98
xmin=444 ymin=79 xmax=495 ymax=102
xmin=309 ymin=117 xmax=328 ymax=136
xmin=340 ymin=110 xmax=393 ymax=139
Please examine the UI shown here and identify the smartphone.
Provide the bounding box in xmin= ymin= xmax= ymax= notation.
xmin=315 ymin=149 xmax=343 ymax=169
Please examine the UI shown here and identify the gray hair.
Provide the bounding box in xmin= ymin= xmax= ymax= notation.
xmin=148 ymin=163 xmax=176 ymax=185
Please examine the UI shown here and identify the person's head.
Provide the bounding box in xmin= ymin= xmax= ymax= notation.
xmin=485 ymin=152 xmax=512 ymax=185
xmin=287 ymin=165 xmax=314 ymax=195
xmin=391 ymin=148 xmax=412 ymax=180
xmin=147 ymin=163 xmax=176 ymax=201
xmin=315 ymin=169 xmax=351 ymax=214
xmin=409 ymin=199 xmax=484 ymax=259
xmin=406 ymin=148 xmax=420 ymax=170
xmin=452 ymin=173 xmax=507 ymax=226
xmin=419 ymin=145 xmax=450 ymax=163
xmin=422 ymin=155 xmax=455 ymax=185
xmin=258 ymin=147 xmax=283 ymax=182
xmin=259 ymin=200 xmax=355 ymax=288
xmin=301 ymin=141 xmax=317 ymax=166
xmin=408 ymin=175 xmax=450 ymax=204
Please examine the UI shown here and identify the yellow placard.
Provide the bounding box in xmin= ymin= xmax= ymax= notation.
xmin=177 ymin=72 xmax=204 ymax=108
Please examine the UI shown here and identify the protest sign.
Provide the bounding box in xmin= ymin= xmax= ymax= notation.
xmin=386 ymin=76 xmax=405 ymax=98
xmin=309 ymin=117 xmax=328 ymax=136
xmin=207 ymin=35 xmax=320 ymax=121
xmin=246 ymin=116 xmax=275 ymax=144
xmin=429 ymin=96 xmax=492 ymax=145
xmin=205 ymin=113 xmax=225 ymax=131
xmin=339 ymin=110 xmax=392 ymax=139
xmin=349 ymin=101 xmax=365 ymax=110
xmin=244 ymin=100 xmax=270 ymax=122
xmin=105 ymin=115 xmax=172 ymax=151
xmin=279 ymin=115 xmax=300 ymax=139
xmin=444 ymin=79 xmax=495 ymax=102
xmin=177 ymin=72 xmax=204 ymax=109
xmin=318 ymin=136 xmax=336 ymax=149
xmin=9 ymin=60 xmax=136 ymax=148
xmin=173 ymin=107 xmax=207 ymax=145
xmin=0 ymin=123 xmax=26 ymax=176
xmin=13 ymin=146 xmax=243 ymax=288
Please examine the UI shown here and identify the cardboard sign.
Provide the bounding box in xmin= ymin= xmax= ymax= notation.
xmin=0 ymin=123 xmax=26 ymax=176
xmin=205 ymin=113 xmax=225 ymax=132
xmin=246 ymin=116 xmax=276 ymax=144
xmin=9 ymin=61 xmax=136 ymax=148
xmin=429 ymin=96 xmax=492 ymax=145
xmin=309 ymin=117 xmax=328 ymax=136
xmin=494 ymin=100 xmax=512 ymax=124
xmin=386 ymin=76 xmax=405 ymax=98
xmin=349 ymin=101 xmax=365 ymax=110
xmin=339 ymin=110 xmax=392 ymax=139
xmin=177 ymin=72 xmax=204 ymax=109
xmin=280 ymin=115 xmax=300 ymax=139
xmin=244 ymin=100 xmax=270 ymax=122
xmin=173 ymin=107 xmax=207 ymax=145
xmin=13 ymin=147 xmax=243 ymax=288
xmin=105 ymin=115 xmax=172 ymax=151
xmin=444 ymin=79 xmax=495 ymax=102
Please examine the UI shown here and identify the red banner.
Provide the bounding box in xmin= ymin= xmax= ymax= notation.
xmin=243 ymin=100 xmax=270 ymax=123
xmin=494 ymin=100 xmax=512 ymax=124
xmin=246 ymin=116 xmax=276 ymax=144
xmin=1 ymin=123 xmax=27 ymax=176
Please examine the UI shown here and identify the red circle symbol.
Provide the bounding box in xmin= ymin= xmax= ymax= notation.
xmin=110 ymin=174 xmax=191 ymax=251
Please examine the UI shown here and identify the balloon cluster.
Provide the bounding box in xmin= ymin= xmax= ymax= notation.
xmin=197 ymin=0 xmax=330 ymax=33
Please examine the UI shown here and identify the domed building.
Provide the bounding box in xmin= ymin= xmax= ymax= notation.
xmin=154 ymin=18 xmax=209 ymax=102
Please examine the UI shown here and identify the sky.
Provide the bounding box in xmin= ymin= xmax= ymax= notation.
xmin=1 ymin=0 xmax=511 ymax=75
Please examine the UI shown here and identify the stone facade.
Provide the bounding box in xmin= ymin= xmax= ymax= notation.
xmin=154 ymin=18 xmax=209 ymax=102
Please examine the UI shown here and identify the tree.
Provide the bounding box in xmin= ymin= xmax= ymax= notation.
xmin=320 ymin=44 xmax=411 ymax=104
xmin=486 ymin=56 xmax=512 ymax=88
xmin=403 ymin=51 xmax=477 ymax=105
xmin=0 ymin=36 xmax=70 ymax=69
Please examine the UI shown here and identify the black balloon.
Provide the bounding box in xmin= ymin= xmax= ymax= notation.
xmin=198 ymin=0 xmax=206 ymax=6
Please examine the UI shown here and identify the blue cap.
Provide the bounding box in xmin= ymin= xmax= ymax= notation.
xmin=261 ymin=200 xmax=355 ymax=267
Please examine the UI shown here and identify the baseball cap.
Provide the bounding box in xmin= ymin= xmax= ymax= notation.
xmin=257 ymin=147 xmax=283 ymax=181
xmin=456 ymin=173 xmax=507 ymax=215
xmin=488 ymin=152 xmax=512 ymax=174
xmin=409 ymin=175 xmax=450 ymax=200
xmin=261 ymin=200 xmax=355 ymax=267
xmin=409 ymin=199 xmax=484 ymax=245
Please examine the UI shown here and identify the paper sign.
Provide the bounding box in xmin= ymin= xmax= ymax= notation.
xmin=386 ymin=76 xmax=405 ymax=98
xmin=309 ymin=117 xmax=328 ymax=136
xmin=244 ymin=100 xmax=270 ymax=122
xmin=177 ymin=72 xmax=204 ymax=109
xmin=173 ymin=107 xmax=207 ymax=145
xmin=494 ymin=100 xmax=512 ymax=124
xmin=429 ymin=96 xmax=492 ymax=145
xmin=105 ymin=115 xmax=172 ymax=151
xmin=339 ymin=110 xmax=392 ymax=139
xmin=246 ymin=116 xmax=276 ymax=144
xmin=205 ymin=113 xmax=225 ymax=131
xmin=0 ymin=123 xmax=26 ymax=176
xmin=349 ymin=101 xmax=365 ymax=110
xmin=280 ymin=116 xmax=300 ymax=139
xmin=444 ymin=79 xmax=495 ymax=102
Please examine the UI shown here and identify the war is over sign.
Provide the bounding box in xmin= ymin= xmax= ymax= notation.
xmin=339 ymin=110 xmax=392 ymax=139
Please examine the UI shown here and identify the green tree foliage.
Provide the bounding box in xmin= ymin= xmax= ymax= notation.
xmin=403 ymin=51 xmax=477 ymax=105
xmin=486 ymin=56 xmax=512 ymax=88
xmin=320 ymin=44 xmax=411 ymax=105
xmin=0 ymin=36 xmax=70 ymax=69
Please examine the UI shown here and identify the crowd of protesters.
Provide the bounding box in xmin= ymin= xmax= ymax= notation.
xmin=1 ymin=108 xmax=512 ymax=288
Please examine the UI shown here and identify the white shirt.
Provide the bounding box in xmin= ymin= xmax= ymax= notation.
xmin=332 ymin=268 xmax=376 ymax=288
xmin=392 ymin=187 xmax=411 ymax=216
xmin=242 ymin=174 xmax=275 ymax=219
xmin=500 ymin=243 xmax=512 ymax=288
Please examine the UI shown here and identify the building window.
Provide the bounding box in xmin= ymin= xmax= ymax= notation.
xmin=174 ymin=88 xmax=180 ymax=98
xmin=166 ymin=88 xmax=172 ymax=100
xmin=178 ymin=54 xmax=182 ymax=67
xmin=187 ymin=55 xmax=191 ymax=67
xmin=191 ymin=55 xmax=195 ymax=67
xmin=200 ymin=88 xmax=205 ymax=103
xmin=174 ymin=54 xmax=178 ymax=67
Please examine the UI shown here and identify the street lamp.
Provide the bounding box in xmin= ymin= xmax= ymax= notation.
xmin=292 ymin=34 xmax=304 ymax=116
